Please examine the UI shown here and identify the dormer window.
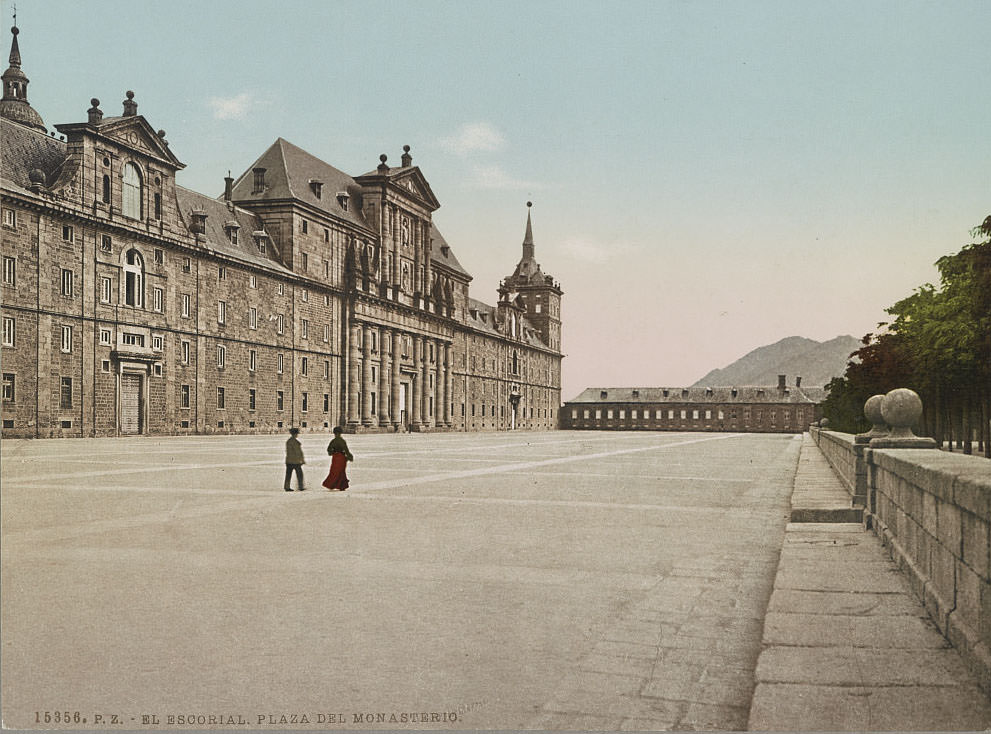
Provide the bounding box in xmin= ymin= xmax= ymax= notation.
xmin=309 ymin=180 xmax=323 ymax=199
xmin=224 ymin=221 xmax=240 ymax=244
xmin=252 ymin=167 xmax=266 ymax=194
xmin=336 ymin=192 xmax=350 ymax=212
xmin=253 ymin=231 xmax=268 ymax=255
xmin=600 ymin=391 xmax=608 ymax=400
xmin=632 ymin=390 xmax=639 ymax=399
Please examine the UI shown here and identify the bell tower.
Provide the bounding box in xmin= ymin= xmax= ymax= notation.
xmin=0 ymin=19 xmax=47 ymax=132
xmin=503 ymin=202 xmax=563 ymax=351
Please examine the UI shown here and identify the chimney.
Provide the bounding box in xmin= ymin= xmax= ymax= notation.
xmin=796 ymin=376 xmax=802 ymax=388
xmin=401 ymin=144 xmax=412 ymax=167
xmin=224 ymin=172 xmax=234 ymax=201
xmin=87 ymin=98 xmax=103 ymax=124
xmin=122 ymin=90 xmax=137 ymax=117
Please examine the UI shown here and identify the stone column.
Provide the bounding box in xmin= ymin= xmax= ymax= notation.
xmin=423 ymin=220 xmax=433 ymax=306
xmin=443 ymin=342 xmax=452 ymax=427
xmin=361 ymin=324 xmax=374 ymax=426
xmin=419 ymin=336 xmax=430 ymax=429
xmin=391 ymin=330 xmax=402 ymax=428
xmin=411 ymin=336 xmax=422 ymax=428
xmin=347 ymin=322 xmax=361 ymax=428
xmin=412 ymin=217 xmax=422 ymax=301
xmin=392 ymin=205 xmax=402 ymax=286
xmin=379 ymin=329 xmax=391 ymax=428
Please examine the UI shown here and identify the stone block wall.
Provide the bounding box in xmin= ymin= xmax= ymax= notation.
xmin=869 ymin=448 xmax=991 ymax=692
xmin=810 ymin=427 xmax=991 ymax=693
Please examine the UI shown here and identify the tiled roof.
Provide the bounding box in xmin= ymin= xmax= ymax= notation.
xmin=175 ymin=186 xmax=293 ymax=276
xmin=229 ymin=137 xmax=372 ymax=233
xmin=567 ymin=385 xmax=827 ymax=405
xmin=0 ymin=117 xmax=66 ymax=191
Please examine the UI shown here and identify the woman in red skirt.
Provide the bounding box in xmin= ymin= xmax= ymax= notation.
xmin=322 ymin=426 xmax=354 ymax=491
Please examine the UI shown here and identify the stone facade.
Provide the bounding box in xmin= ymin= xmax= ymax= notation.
xmin=0 ymin=26 xmax=562 ymax=438
xmin=561 ymin=377 xmax=824 ymax=433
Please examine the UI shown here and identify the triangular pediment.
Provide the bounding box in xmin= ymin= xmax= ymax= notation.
xmin=97 ymin=116 xmax=185 ymax=170
xmin=386 ymin=167 xmax=440 ymax=211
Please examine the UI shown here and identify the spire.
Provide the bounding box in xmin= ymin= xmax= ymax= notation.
xmin=522 ymin=201 xmax=535 ymax=261
xmin=0 ymin=18 xmax=46 ymax=131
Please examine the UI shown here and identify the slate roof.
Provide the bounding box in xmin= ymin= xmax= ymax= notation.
xmin=466 ymin=297 xmax=545 ymax=348
xmin=567 ymin=385 xmax=827 ymax=405
xmin=0 ymin=117 xmax=66 ymax=192
xmin=229 ymin=137 xmax=372 ymax=233
xmin=430 ymin=222 xmax=470 ymax=278
xmin=174 ymin=186 xmax=292 ymax=275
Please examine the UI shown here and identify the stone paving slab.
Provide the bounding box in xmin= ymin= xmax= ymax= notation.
xmin=749 ymin=436 xmax=991 ymax=731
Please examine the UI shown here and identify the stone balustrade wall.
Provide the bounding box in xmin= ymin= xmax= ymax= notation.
xmin=810 ymin=428 xmax=991 ymax=692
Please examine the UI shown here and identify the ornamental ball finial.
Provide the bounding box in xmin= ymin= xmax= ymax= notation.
xmin=126 ymin=90 xmax=134 ymax=100
xmin=881 ymin=388 xmax=923 ymax=432
xmin=90 ymin=98 xmax=100 ymax=108
xmin=527 ymin=201 xmax=532 ymax=208
xmin=379 ymin=154 xmax=387 ymax=163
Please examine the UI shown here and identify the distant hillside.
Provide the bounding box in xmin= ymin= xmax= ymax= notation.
xmin=691 ymin=335 xmax=861 ymax=388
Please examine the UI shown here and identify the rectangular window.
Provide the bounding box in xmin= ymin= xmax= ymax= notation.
xmin=181 ymin=293 xmax=190 ymax=318
xmin=101 ymin=359 xmax=110 ymax=372
xmin=302 ymin=392 xmax=309 ymax=412
xmin=681 ymin=410 xmax=687 ymax=420
xmin=278 ymin=283 xmax=284 ymax=296
xmin=301 ymin=357 xmax=308 ymax=376
xmin=62 ymin=225 xmax=74 ymax=243
xmin=2 ymin=209 xmax=15 ymax=227
xmin=121 ymin=333 xmax=144 ymax=347
xmin=583 ymin=409 xmax=590 ymax=419
xmin=324 ymin=229 xmax=330 ymax=243
xmin=101 ymin=235 xmax=112 ymax=252
xmin=2 ymin=316 xmax=13 ymax=346
xmin=99 ymin=328 xmax=111 ymax=345
xmin=631 ymin=410 xmax=638 ymax=419
xmin=100 ymin=276 xmax=112 ymax=303
xmin=181 ymin=340 xmax=190 ymax=364
xmin=153 ymin=335 xmax=163 ymax=351
xmin=277 ymin=353 xmax=284 ymax=374
xmin=60 ymin=377 xmax=73 ymax=409
xmin=607 ymin=409 xmax=614 ymax=419
xmin=249 ymin=307 xmax=257 ymax=329
xmin=301 ymin=254 xmax=308 ymax=271
xmin=619 ymin=409 xmax=626 ymax=419
xmin=276 ymin=314 xmax=284 ymax=335
xmin=154 ymin=248 xmax=164 ymax=265
xmin=705 ymin=410 xmax=712 ymax=420
xmin=180 ymin=384 xmax=190 ymax=409
xmin=154 ymin=193 xmax=162 ymax=220
xmin=719 ymin=410 xmax=725 ymax=420
xmin=60 ymin=325 xmax=72 ymax=353
xmin=249 ymin=274 xmax=257 ymax=288
xmin=301 ymin=219 xmax=308 ymax=234
xmin=61 ymin=269 xmax=73 ymax=297
xmin=323 ymin=393 xmax=330 ymax=412
xmin=218 ymin=301 xmax=226 ymax=324
xmin=323 ymin=360 xmax=330 ymax=379
xmin=217 ymin=387 xmax=225 ymax=409
xmin=277 ymin=390 xmax=284 ymax=411
xmin=249 ymin=389 xmax=256 ymax=411
xmin=218 ymin=266 xmax=226 ymax=281
xmin=324 ymin=260 xmax=330 ymax=278
xmin=301 ymin=319 xmax=308 ymax=339
xmin=323 ymin=324 xmax=330 ymax=343
xmin=182 ymin=257 xmax=191 ymax=273
xmin=1 ymin=373 xmax=13 ymax=402
xmin=217 ymin=344 xmax=226 ymax=368
xmin=249 ymin=349 xmax=256 ymax=371
xmin=595 ymin=409 xmax=602 ymax=420
xmin=692 ymin=410 xmax=699 ymax=420
xmin=153 ymin=287 xmax=164 ymax=312
xmin=2 ymin=256 xmax=14 ymax=285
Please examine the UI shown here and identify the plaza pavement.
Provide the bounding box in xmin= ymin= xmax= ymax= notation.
xmin=2 ymin=429 xmax=797 ymax=731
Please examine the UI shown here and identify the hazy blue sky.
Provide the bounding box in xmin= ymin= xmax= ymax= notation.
xmin=10 ymin=0 xmax=990 ymax=400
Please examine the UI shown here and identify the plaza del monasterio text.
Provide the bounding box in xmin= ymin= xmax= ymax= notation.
xmin=0 ymin=24 xmax=823 ymax=439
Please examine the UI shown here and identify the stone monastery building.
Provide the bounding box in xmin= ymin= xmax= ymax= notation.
xmin=0 ymin=25 xmax=563 ymax=438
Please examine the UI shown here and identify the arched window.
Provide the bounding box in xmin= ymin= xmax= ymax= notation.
xmin=124 ymin=249 xmax=144 ymax=307
xmin=512 ymin=350 xmax=519 ymax=375
xmin=122 ymin=163 xmax=142 ymax=219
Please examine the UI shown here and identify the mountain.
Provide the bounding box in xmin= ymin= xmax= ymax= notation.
xmin=691 ymin=335 xmax=861 ymax=388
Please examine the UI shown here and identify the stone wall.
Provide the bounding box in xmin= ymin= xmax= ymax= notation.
xmin=811 ymin=428 xmax=991 ymax=692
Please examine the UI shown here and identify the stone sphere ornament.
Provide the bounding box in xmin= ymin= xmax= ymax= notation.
xmin=856 ymin=394 xmax=889 ymax=443
xmin=869 ymin=388 xmax=937 ymax=449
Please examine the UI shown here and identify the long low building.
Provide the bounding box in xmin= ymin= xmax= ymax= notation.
xmin=561 ymin=376 xmax=824 ymax=433
xmin=0 ymin=24 xmax=563 ymax=437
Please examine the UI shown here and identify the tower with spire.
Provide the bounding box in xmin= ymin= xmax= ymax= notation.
xmin=0 ymin=18 xmax=46 ymax=132
xmin=502 ymin=202 xmax=563 ymax=351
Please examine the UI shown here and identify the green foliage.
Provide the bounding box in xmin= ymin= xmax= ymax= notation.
xmin=823 ymin=216 xmax=991 ymax=451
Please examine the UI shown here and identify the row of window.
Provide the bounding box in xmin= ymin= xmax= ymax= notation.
xmin=189 ymin=386 xmax=332 ymax=414
xmin=571 ymin=407 xmax=807 ymax=423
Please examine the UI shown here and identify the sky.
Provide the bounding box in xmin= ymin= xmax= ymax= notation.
xmin=8 ymin=0 xmax=990 ymax=401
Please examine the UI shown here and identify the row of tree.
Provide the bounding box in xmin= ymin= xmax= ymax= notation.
xmin=821 ymin=215 xmax=991 ymax=457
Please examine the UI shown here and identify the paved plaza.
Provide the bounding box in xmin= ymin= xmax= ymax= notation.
xmin=2 ymin=430 xmax=801 ymax=730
